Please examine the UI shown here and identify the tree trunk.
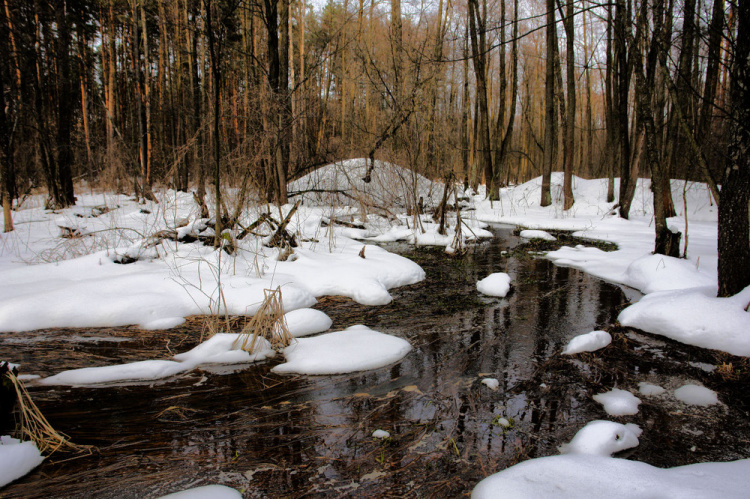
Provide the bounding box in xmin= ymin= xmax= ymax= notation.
xmin=635 ymin=0 xmax=680 ymax=257
xmin=563 ymin=0 xmax=575 ymax=210
xmin=54 ymin=0 xmax=75 ymax=208
xmin=718 ymin=0 xmax=750 ymax=297
xmin=0 ymin=31 xmax=13 ymax=232
xmin=605 ymin=0 xmax=615 ymax=203
xmin=278 ymin=0 xmax=290 ymax=203
xmin=205 ymin=0 xmax=223 ymax=245
xmin=468 ymin=0 xmax=494 ymax=199
xmin=615 ymin=0 xmax=635 ymax=219
xmin=541 ymin=0 xmax=555 ymax=207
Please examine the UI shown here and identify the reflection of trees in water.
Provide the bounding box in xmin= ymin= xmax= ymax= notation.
xmin=4 ymin=228 xmax=634 ymax=496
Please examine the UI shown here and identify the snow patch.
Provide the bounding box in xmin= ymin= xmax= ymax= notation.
xmin=638 ymin=382 xmax=666 ymax=396
xmin=158 ymin=485 xmax=243 ymax=499
xmin=562 ymin=331 xmax=612 ymax=355
xmin=272 ymin=325 xmax=411 ymax=375
xmin=481 ymin=378 xmax=500 ymax=390
xmin=592 ymin=389 xmax=641 ymax=416
xmin=674 ymin=385 xmax=720 ymax=406
xmin=477 ymin=273 xmax=512 ymax=298
xmin=0 ymin=436 xmax=45 ymax=488
xmin=558 ymin=420 xmax=642 ymax=457
xmin=519 ymin=229 xmax=556 ymax=241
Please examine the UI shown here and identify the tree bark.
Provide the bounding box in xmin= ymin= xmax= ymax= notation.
xmin=562 ymin=0 xmax=575 ymax=210
xmin=53 ymin=0 xmax=76 ymax=208
xmin=468 ymin=0 xmax=494 ymax=199
xmin=541 ymin=0 xmax=555 ymax=207
xmin=717 ymin=0 xmax=750 ymax=297
xmin=615 ymin=0 xmax=634 ymax=219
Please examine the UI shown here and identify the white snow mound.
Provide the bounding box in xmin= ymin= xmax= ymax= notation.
xmin=562 ymin=330 xmax=612 ymax=355
xmin=481 ymin=378 xmax=500 ymax=390
xmin=559 ymin=420 xmax=642 ymax=457
xmin=674 ymin=384 xmax=720 ymax=406
xmin=158 ymin=485 xmax=243 ymax=499
xmin=638 ymin=382 xmax=666 ymax=396
xmin=519 ymin=229 xmax=556 ymax=241
xmin=0 ymin=435 xmax=45 ymax=488
xmin=618 ymin=286 xmax=750 ymax=356
xmin=471 ymin=455 xmax=750 ymax=499
xmin=287 ymin=158 xmax=441 ymax=211
xmin=272 ymin=325 xmax=411 ymax=375
xmin=285 ymin=308 xmax=332 ymax=337
xmin=592 ymin=389 xmax=641 ymax=416
xmin=477 ymin=273 xmax=512 ymax=298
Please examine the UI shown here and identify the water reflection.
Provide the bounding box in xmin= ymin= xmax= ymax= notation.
xmin=3 ymin=226 xmax=740 ymax=497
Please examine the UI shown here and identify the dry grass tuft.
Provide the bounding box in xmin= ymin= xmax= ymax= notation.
xmin=233 ymin=287 xmax=293 ymax=354
xmin=9 ymin=371 xmax=91 ymax=455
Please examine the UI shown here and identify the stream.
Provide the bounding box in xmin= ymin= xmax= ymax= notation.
xmin=2 ymin=226 xmax=749 ymax=498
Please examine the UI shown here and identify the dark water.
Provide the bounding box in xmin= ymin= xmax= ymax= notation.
xmin=2 ymin=226 xmax=748 ymax=498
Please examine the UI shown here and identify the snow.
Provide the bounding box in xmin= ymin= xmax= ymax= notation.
xmin=558 ymin=421 xmax=642 ymax=457
xmin=477 ymin=273 xmax=512 ymax=297
xmin=284 ymin=308 xmax=333 ymax=337
xmin=519 ymin=229 xmax=556 ymax=241
xmin=470 ymin=173 xmax=747 ymax=357
xmin=618 ymin=286 xmax=750 ymax=356
xmin=562 ymin=330 xmax=612 ymax=355
xmin=372 ymin=430 xmax=391 ymax=439
xmin=472 ymin=454 xmax=750 ymax=499
xmin=0 ymin=189 xmax=425 ymax=332
xmin=592 ymin=389 xmax=641 ymax=416
xmin=473 ymin=418 xmax=750 ymax=498
xmin=638 ymin=382 xmax=667 ymax=396
xmin=1 ymin=168 xmax=747 ymax=494
xmin=272 ymin=325 xmax=412 ymax=375
xmin=41 ymin=334 xmax=276 ymax=386
xmin=0 ymin=436 xmax=45 ymax=488
xmin=158 ymin=485 xmax=243 ymax=499
xmin=287 ymin=158 xmax=441 ymax=212
xmin=481 ymin=378 xmax=500 ymax=390
xmin=495 ymin=417 xmax=511 ymax=428
xmin=674 ymin=385 xmax=720 ymax=406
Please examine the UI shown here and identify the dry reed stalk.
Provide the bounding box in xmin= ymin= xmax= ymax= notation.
xmin=9 ymin=371 xmax=90 ymax=455
xmin=232 ymin=287 xmax=293 ymax=354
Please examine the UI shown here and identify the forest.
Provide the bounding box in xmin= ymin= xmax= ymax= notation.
xmin=1 ymin=0 xmax=748 ymax=293
xmin=2 ymin=0 xmax=750 ymax=495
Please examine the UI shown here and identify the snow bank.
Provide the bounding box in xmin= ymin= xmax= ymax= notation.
xmin=272 ymin=325 xmax=411 ymax=375
xmin=42 ymin=335 xmax=275 ymax=386
xmin=592 ymin=389 xmax=641 ymax=416
xmin=284 ymin=308 xmax=332 ymax=337
xmin=618 ymin=286 xmax=750 ymax=356
xmin=674 ymin=385 xmax=720 ymax=406
xmin=472 ymin=454 xmax=750 ymax=499
xmin=562 ymin=331 xmax=612 ymax=355
xmin=287 ymin=158 xmax=441 ymax=211
xmin=159 ymin=485 xmax=242 ymax=499
xmin=0 ymin=436 xmax=44 ymax=487
xmin=470 ymin=174 xmax=745 ymax=357
xmin=519 ymin=229 xmax=556 ymax=241
xmin=558 ymin=421 xmax=642 ymax=456
xmin=0 ymin=190 xmax=426 ymax=332
xmin=477 ymin=273 xmax=512 ymax=298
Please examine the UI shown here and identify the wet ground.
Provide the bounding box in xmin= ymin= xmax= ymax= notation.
xmin=2 ymin=226 xmax=750 ymax=498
